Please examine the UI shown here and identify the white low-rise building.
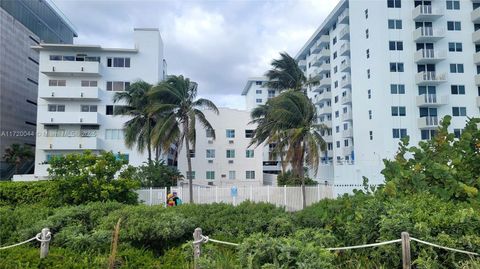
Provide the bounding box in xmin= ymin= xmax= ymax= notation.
xmin=30 ymin=28 xmax=168 ymax=178
xmin=177 ymin=108 xmax=264 ymax=187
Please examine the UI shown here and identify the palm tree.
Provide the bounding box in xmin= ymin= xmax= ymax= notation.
xmin=3 ymin=144 xmax=34 ymax=174
xmin=148 ymin=75 xmax=219 ymax=203
xmin=264 ymin=52 xmax=309 ymax=92
xmin=113 ymin=80 xmax=156 ymax=163
xmin=251 ymin=91 xmax=326 ymax=209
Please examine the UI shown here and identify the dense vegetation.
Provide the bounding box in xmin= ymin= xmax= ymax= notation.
xmin=1 ymin=117 xmax=479 ymax=268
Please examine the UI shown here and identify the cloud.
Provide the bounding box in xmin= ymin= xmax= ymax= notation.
xmin=53 ymin=0 xmax=340 ymax=109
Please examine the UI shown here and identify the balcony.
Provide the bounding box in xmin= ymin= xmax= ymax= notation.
xmin=342 ymin=146 xmax=354 ymax=157
xmin=310 ymin=35 xmax=330 ymax=54
xmin=418 ymin=116 xmax=439 ymax=130
xmin=37 ymin=136 xmax=100 ymax=150
xmin=341 ymin=93 xmax=352 ymax=105
xmin=338 ymin=8 xmax=349 ymax=24
xmin=412 ymin=5 xmax=443 ymax=21
xmin=413 ymin=27 xmax=445 ymax=42
xmin=340 ymin=59 xmax=351 ymax=72
xmin=316 ymin=90 xmax=332 ymax=102
xmin=414 ymin=49 xmax=446 ymax=64
xmin=318 ymin=105 xmax=332 ymax=116
xmin=339 ymin=42 xmax=350 ymax=56
xmin=319 ymin=49 xmax=330 ymax=60
xmin=39 ymin=112 xmax=99 ymax=125
xmin=318 ymin=77 xmax=331 ymax=89
xmin=477 ymin=96 xmax=480 ymax=107
xmin=317 ymin=64 xmax=331 ymax=74
xmin=472 ymin=7 xmax=480 ymax=23
xmin=339 ymin=27 xmax=350 ymax=41
xmin=310 ymin=55 xmax=322 ymax=67
xmin=342 ymin=128 xmax=353 ymax=138
xmin=342 ymin=111 xmax=353 ymax=122
xmin=475 ymin=75 xmax=480 ymax=85
xmin=474 ymin=30 xmax=480 ymax=44
xmin=298 ymin=59 xmax=306 ymax=71
xmin=39 ymin=87 xmax=101 ymax=101
xmin=415 ymin=71 xmax=447 ymax=85
xmin=474 ymin=52 xmax=480 ymax=64
xmin=416 ymin=94 xmax=448 ymax=107
xmin=40 ymin=61 xmax=101 ymax=77
xmin=340 ymin=75 xmax=351 ymax=88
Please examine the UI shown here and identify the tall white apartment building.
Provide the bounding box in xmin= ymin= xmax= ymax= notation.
xmin=295 ymin=0 xmax=480 ymax=193
xmin=177 ymin=108 xmax=264 ymax=187
xmin=242 ymin=77 xmax=283 ymax=176
xmin=31 ymin=29 xmax=167 ymax=178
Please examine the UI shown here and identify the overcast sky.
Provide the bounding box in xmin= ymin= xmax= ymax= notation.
xmin=53 ymin=0 xmax=340 ymax=109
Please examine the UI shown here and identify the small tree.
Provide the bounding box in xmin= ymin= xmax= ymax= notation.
xmin=124 ymin=161 xmax=183 ymax=188
xmin=2 ymin=144 xmax=33 ymax=174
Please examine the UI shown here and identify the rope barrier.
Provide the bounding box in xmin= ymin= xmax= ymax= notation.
xmin=411 ymin=237 xmax=480 ymax=256
xmin=326 ymin=239 xmax=402 ymax=251
xmin=0 ymin=232 xmax=51 ymax=251
xmin=193 ymin=235 xmax=239 ymax=247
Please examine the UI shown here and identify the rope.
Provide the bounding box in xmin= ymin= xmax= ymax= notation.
xmin=411 ymin=237 xmax=480 ymax=256
xmin=326 ymin=239 xmax=402 ymax=251
xmin=193 ymin=235 xmax=239 ymax=247
xmin=0 ymin=232 xmax=52 ymax=250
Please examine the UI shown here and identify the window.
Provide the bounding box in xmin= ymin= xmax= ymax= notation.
xmin=106 ymin=105 xmax=125 ymax=115
xmin=81 ymin=80 xmax=98 ymax=87
xmin=369 ymin=131 xmax=373 ymax=140
xmin=186 ymin=171 xmax=195 ymax=180
xmin=336 ymin=141 xmax=340 ymax=148
xmin=389 ymin=41 xmax=403 ymax=51
xmin=105 ymin=129 xmax=125 ymax=140
xmin=343 ymin=123 xmax=348 ymax=130
xmin=206 ymin=129 xmax=215 ymax=138
xmin=107 ymin=57 xmax=130 ymax=67
xmin=206 ymin=149 xmax=215 ymax=158
xmin=453 ymin=129 xmax=463 ymax=138
xmin=246 ymin=171 xmax=255 ymax=180
xmin=421 ymin=130 xmax=437 ymax=140
xmin=448 ymin=42 xmax=462 ymax=52
xmin=390 ymin=62 xmax=404 ymax=72
xmin=368 ymin=110 xmax=372 ymax=119
xmin=49 ymin=80 xmax=66 ymax=86
xmin=452 ymin=107 xmax=467 ymax=116
xmin=365 ymin=29 xmax=369 ymax=39
xmin=334 ymin=66 xmax=338 ymax=74
xmin=391 ymin=84 xmax=406 ymax=94
xmin=245 ymin=130 xmax=254 ymax=138
xmin=226 ymin=149 xmax=235 ymax=158
xmin=268 ymin=90 xmax=275 ymax=98
xmin=368 ymin=89 xmax=372 ymax=99
xmin=327 ymin=143 xmax=333 ymax=150
xmin=228 ymin=171 xmax=236 ymax=180
xmin=255 ymin=81 xmax=262 ymax=85
xmin=387 ymin=0 xmax=401 ymax=8
xmin=333 ymin=37 xmax=337 ymax=45
xmin=366 ymin=49 xmax=370 ymax=58
xmin=447 ymin=21 xmax=461 ymax=31
xmin=336 ymin=126 xmax=340 ymax=133
xmin=334 ymin=96 xmax=339 ymax=103
xmin=106 ymin=81 xmax=130 ymax=91
xmin=333 ymin=52 xmax=337 ymax=59
xmin=450 ymin=64 xmax=464 ymax=73
xmin=246 ymin=149 xmax=254 ymax=158
xmin=388 ymin=19 xmax=402 ymax=29
xmin=335 ymin=111 xmax=340 ymax=118
xmin=451 ymin=85 xmax=465 ymax=95
xmin=334 ymin=81 xmax=338 ymax=88
xmin=392 ymin=128 xmax=408 ymax=138
xmin=256 ymin=98 xmax=262 ymax=103
xmin=344 ymin=139 xmax=349 ymax=147
xmin=81 ymin=105 xmax=97 ymax=112
xmin=256 ymin=89 xmax=262 ymax=94
xmin=189 ymin=150 xmax=195 ymax=158
xmin=446 ymin=0 xmax=460 ymax=10
xmin=48 ymin=104 xmax=65 ymax=112
xmin=391 ymin=106 xmax=406 ymax=116
xmin=206 ymin=171 xmax=215 ymax=180
xmin=365 ymin=9 xmax=368 ymax=19
xmin=367 ymin=69 xmax=371 ymax=78
xmin=226 ymin=129 xmax=235 ymax=138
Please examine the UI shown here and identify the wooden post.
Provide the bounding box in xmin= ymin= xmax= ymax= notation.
xmin=193 ymin=228 xmax=203 ymax=269
xmin=40 ymin=228 xmax=50 ymax=259
xmin=401 ymin=232 xmax=411 ymax=269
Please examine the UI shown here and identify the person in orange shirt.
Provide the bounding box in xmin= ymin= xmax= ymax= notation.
xmin=167 ymin=193 xmax=175 ymax=207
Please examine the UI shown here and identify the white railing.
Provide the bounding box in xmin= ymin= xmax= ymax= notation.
xmin=137 ymin=185 xmax=334 ymax=212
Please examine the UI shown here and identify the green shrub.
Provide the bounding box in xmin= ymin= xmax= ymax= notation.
xmin=277 ymin=171 xmax=317 ymax=186
xmin=121 ymin=161 xmax=183 ymax=188
xmin=0 ymin=181 xmax=59 ymax=207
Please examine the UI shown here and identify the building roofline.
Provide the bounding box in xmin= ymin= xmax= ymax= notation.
xmin=294 ymin=0 xmax=347 ymax=60
xmin=241 ymin=76 xmax=268 ymax=96
xmin=32 ymin=43 xmax=139 ymax=53
xmin=44 ymin=0 xmax=78 ymax=37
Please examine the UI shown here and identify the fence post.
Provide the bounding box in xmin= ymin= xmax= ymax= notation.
xmin=40 ymin=228 xmax=50 ymax=259
xmin=193 ymin=228 xmax=203 ymax=269
xmin=283 ymin=185 xmax=287 ymax=207
xmin=163 ymin=187 xmax=167 ymax=206
xmin=149 ymin=187 xmax=153 ymax=206
xmin=267 ymin=185 xmax=270 ymax=203
xmin=197 ymin=186 xmax=200 ymax=203
xmin=401 ymin=232 xmax=411 ymax=269
xmin=250 ymin=185 xmax=253 ymax=201
xmin=317 ymin=184 xmax=320 ymax=201
xmin=215 ymin=186 xmax=218 ymax=203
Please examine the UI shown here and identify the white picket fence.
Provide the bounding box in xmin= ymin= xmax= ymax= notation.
xmin=136 ymin=184 xmax=334 ymax=211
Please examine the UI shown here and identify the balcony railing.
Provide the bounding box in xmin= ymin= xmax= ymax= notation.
xmin=413 ymin=27 xmax=445 ymax=42
xmin=339 ymin=42 xmax=350 ymax=56
xmin=473 ymin=30 xmax=480 ymax=44
xmin=317 ymin=63 xmax=331 ymax=74
xmin=342 ymin=128 xmax=353 ymax=138
xmin=477 ymin=96 xmax=480 ymax=107
xmin=340 ymin=59 xmax=351 ymax=72
xmin=40 ymin=61 xmax=101 ymax=77
xmin=339 ymin=26 xmax=350 ymax=41
xmin=338 ymin=8 xmax=349 ymax=24
xmin=39 ymin=112 xmax=99 ymax=125
xmin=418 ymin=116 xmax=439 ymax=129
xmin=412 ymin=5 xmax=443 ymax=21
xmin=472 ymin=7 xmax=480 ymax=23
xmin=37 ymin=136 xmax=99 ymax=150
xmin=416 ymin=94 xmax=448 ymax=107
xmin=342 ymin=111 xmax=353 ymax=122
xmin=341 ymin=93 xmax=352 ymax=105
xmin=318 ymin=77 xmax=331 ymax=89
xmin=318 ymin=105 xmax=332 ymax=115
xmin=414 ymin=49 xmax=446 ymax=64
xmin=415 ymin=71 xmax=447 ymax=85
xmin=340 ymin=75 xmax=351 ymax=88
xmin=39 ymin=87 xmax=101 ymax=100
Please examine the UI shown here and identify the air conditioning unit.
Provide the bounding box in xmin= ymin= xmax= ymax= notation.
xmin=80 ymin=92 xmax=84 ymax=98
xmin=228 ymin=140 xmax=234 ymax=144
xmin=52 ymin=67 xmax=55 ymax=72
xmin=207 ymin=182 xmax=214 ymax=186
xmin=49 ymin=144 xmax=52 ymax=149
xmin=79 ymin=144 xmax=82 ymax=149
xmin=81 ymin=67 xmax=84 ymax=71
xmin=79 ymin=118 xmax=83 ymax=123
xmin=208 ymin=160 xmax=213 ymax=163
xmin=50 ymin=118 xmax=54 ymax=122
xmin=208 ymin=140 xmax=213 ymax=144
xmin=51 ymin=92 xmax=54 ymax=97
xmin=228 ymin=160 xmax=234 ymax=164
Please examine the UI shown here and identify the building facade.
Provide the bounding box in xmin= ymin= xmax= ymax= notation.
xmin=0 ymin=0 xmax=77 ymax=177
xmin=295 ymin=0 xmax=480 ymax=194
xmin=177 ymin=108 xmax=264 ymax=187
xmin=31 ymin=29 xmax=166 ymax=178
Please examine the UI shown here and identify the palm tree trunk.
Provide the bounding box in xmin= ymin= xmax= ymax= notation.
xmin=279 ymin=150 xmax=286 ymax=174
xmin=298 ymin=143 xmax=306 ymax=209
xmin=183 ymin=122 xmax=194 ymax=203
xmin=147 ymin=119 xmax=152 ymax=163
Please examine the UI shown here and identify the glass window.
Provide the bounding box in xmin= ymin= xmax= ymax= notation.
xmin=206 ymin=149 xmax=215 ymax=158
xmin=206 ymin=129 xmax=215 ymax=138
xmin=246 ymin=150 xmax=254 ymax=158
xmin=186 ymin=171 xmax=195 ymax=180
xmin=226 ymin=129 xmax=235 ymax=138
xmin=246 ymin=171 xmax=255 ymax=179
xmin=228 ymin=171 xmax=236 ymax=180
xmin=206 ymin=171 xmax=215 ymax=180
xmin=226 ymin=149 xmax=235 ymax=158
xmin=245 ymin=130 xmax=254 ymax=138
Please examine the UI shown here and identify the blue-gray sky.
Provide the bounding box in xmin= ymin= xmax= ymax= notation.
xmin=54 ymin=0 xmax=340 ymax=109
